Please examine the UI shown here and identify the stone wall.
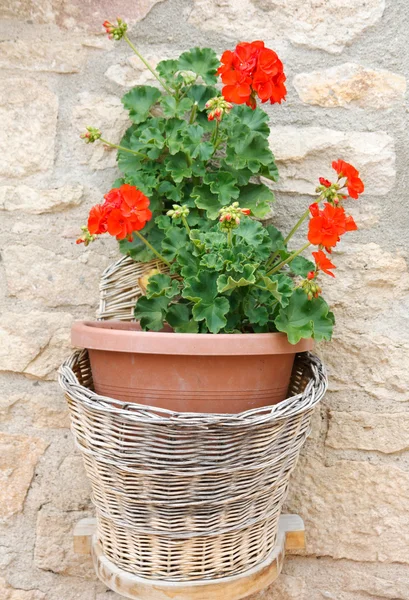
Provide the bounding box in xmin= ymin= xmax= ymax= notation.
xmin=0 ymin=1 xmax=408 ymax=598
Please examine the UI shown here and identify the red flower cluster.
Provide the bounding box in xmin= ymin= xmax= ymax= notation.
xmin=218 ymin=41 xmax=286 ymax=109
xmin=332 ymin=159 xmax=364 ymax=199
xmin=79 ymin=184 xmax=152 ymax=243
xmin=308 ymin=202 xmax=357 ymax=250
xmin=102 ymin=18 xmax=127 ymax=41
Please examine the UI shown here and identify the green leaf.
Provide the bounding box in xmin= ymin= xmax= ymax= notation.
xmin=217 ymin=264 xmax=257 ymax=293
xmin=138 ymin=126 xmax=165 ymax=149
xmin=182 ymin=271 xmax=218 ymax=303
xmin=134 ymin=296 xmax=169 ymax=331
xmin=166 ymin=304 xmax=199 ymax=333
xmin=237 ymin=183 xmax=274 ymax=218
xmin=289 ymin=256 xmax=316 ymax=277
xmin=146 ymin=274 xmax=180 ymax=299
xmin=189 ymin=229 xmax=206 ymax=253
xmin=117 ymin=127 xmax=145 ymax=174
xmin=164 ymin=152 xmax=192 ymax=183
xmin=158 ymin=181 xmax=182 ymax=203
xmin=243 ymin=295 xmax=269 ymax=327
xmin=186 ymin=84 xmax=218 ymax=110
xmin=164 ymin=118 xmax=188 ymax=155
xmin=177 ymin=47 xmax=220 ymax=85
xmin=183 ymin=124 xmax=214 ymax=161
xmin=259 ymin=162 xmax=279 ymax=182
xmin=266 ymin=225 xmax=286 ymax=252
xmin=155 ymin=215 xmax=172 ymax=231
xmin=204 ymin=171 xmax=240 ymax=204
xmin=122 ymin=86 xmax=162 ymax=124
xmin=119 ymin=222 xmax=164 ymax=262
xmin=161 ymin=226 xmax=189 ymax=261
xmin=126 ymin=171 xmax=158 ymax=196
xmin=220 ymin=247 xmax=249 ymax=274
xmin=230 ymin=105 xmax=270 ymax=136
xmin=221 ymin=163 xmax=253 ymax=186
xmin=160 ymin=95 xmax=194 ymax=118
xmin=156 ymin=59 xmax=182 ymax=85
xmin=260 ymin=275 xmax=283 ymax=304
xmin=195 ymin=110 xmax=216 ymax=133
xmin=274 ymin=289 xmax=334 ymax=344
xmin=226 ymin=128 xmax=274 ymax=173
xmin=192 ymin=297 xmax=230 ymax=334
xmin=191 ymin=184 xmax=223 ymax=219
xmin=270 ymin=273 xmax=294 ymax=308
xmin=200 ymin=252 xmax=225 ymax=270
xmin=176 ymin=247 xmax=200 ymax=278
xmin=111 ymin=178 xmax=124 ymax=188
xmin=235 ymin=219 xmax=267 ymax=248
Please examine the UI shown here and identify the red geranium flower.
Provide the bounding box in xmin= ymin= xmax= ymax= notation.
xmin=120 ymin=184 xmax=152 ymax=231
xmin=88 ymin=204 xmax=108 ymax=235
xmin=103 ymin=188 xmax=123 ymax=209
xmin=106 ymin=208 xmax=133 ymax=240
xmin=308 ymin=202 xmax=349 ymax=248
xmin=332 ymin=159 xmax=364 ymax=199
xmin=218 ymin=41 xmax=286 ymax=109
xmin=83 ymin=184 xmax=152 ymax=242
xmin=312 ymin=250 xmax=336 ymax=278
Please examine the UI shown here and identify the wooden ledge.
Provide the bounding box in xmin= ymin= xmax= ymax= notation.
xmin=74 ymin=514 xmax=305 ymax=600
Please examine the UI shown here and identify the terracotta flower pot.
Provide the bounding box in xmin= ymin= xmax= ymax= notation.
xmin=71 ymin=321 xmax=313 ymax=414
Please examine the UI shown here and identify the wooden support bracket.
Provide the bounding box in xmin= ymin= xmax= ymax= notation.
xmin=73 ymin=514 xmax=305 ymax=600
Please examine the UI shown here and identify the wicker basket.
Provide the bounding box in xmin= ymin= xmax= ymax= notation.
xmin=59 ymin=256 xmax=327 ymax=582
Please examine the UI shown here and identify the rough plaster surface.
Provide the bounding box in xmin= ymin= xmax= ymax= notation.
xmin=0 ymin=0 xmax=408 ymax=598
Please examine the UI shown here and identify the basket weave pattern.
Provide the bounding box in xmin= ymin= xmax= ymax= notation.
xmin=59 ymin=256 xmax=327 ymax=581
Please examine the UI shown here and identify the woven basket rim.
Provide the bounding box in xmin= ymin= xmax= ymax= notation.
xmin=59 ymin=349 xmax=327 ymax=426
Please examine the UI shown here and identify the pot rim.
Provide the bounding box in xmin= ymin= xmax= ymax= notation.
xmin=72 ymin=320 xmax=314 ymax=356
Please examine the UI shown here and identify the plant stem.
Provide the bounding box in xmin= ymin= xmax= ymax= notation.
xmin=211 ymin=120 xmax=220 ymax=145
xmin=265 ymin=195 xmax=324 ymax=269
xmin=133 ymin=230 xmax=172 ymax=268
xmin=283 ymin=195 xmax=325 ymax=245
xmin=227 ymin=229 xmax=233 ymax=247
xmin=123 ymin=35 xmax=172 ymax=94
xmin=100 ymin=138 xmax=150 ymax=161
xmin=266 ymin=242 xmax=311 ymax=276
xmin=283 ymin=210 xmax=309 ymax=245
xmin=182 ymin=216 xmax=191 ymax=234
xmin=189 ymin=103 xmax=198 ymax=124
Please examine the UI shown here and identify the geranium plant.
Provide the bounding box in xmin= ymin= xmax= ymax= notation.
xmin=77 ymin=19 xmax=364 ymax=343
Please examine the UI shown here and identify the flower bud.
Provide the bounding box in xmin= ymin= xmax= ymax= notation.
xmin=206 ymin=95 xmax=233 ymax=123
xmin=218 ymin=202 xmax=251 ymax=232
xmin=319 ymin=177 xmax=331 ymax=188
xmin=166 ymin=204 xmax=190 ymax=219
xmin=307 ymin=271 xmax=315 ymax=280
xmin=103 ymin=17 xmax=128 ymax=40
xmin=80 ymin=126 xmax=101 ymax=144
xmin=76 ymin=226 xmax=96 ymax=247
